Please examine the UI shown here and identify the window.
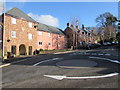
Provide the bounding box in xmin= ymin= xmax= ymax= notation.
xmin=48 ymin=42 xmax=51 ymax=46
xmin=11 ymin=45 xmax=16 ymax=55
xmin=11 ymin=17 xmax=16 ymax=24
xmin=58 ymin=35 xmax=61 ymax=38
xmin=11 ymin=31 xmax=16 ymax=37
xmin=28 ymin=33 xmax=32 ymax=39
xmin=48 ymin=33 xmax=51 ymax=37
xmin=38 ymin=31 xmax=42 ymax=35
xmin=29 ymin=22 xmax=32 ymax=28
xmin=39 ymin=41 xmax=42 ymax=46
xmin=22 ymin=27 xmax=25 ymax=31
xmin=82 ymin=32 xmax=84 ymax=35
xmin=58 ymin=42 xmax=60 ymax=47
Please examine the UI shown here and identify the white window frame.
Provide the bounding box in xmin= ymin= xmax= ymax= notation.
xmin=28 ymin=33 xmax=32 ymax=40
xmin=11 ymin=31 xmax=16 ymax=38
xmin=11 ymin=17 xmax=16 ymax=24
xmin=38 ymin=31 xmax=43 ymax=35
xmin=58 ymin=35 xmax=61 ymax=38
xmin=39 ymin=41 xmax=42 ymax=46
xmin=29 ymin=22 xmax=32 ymax=28
xmin=48 ymin=33 xmax=51 ymax=37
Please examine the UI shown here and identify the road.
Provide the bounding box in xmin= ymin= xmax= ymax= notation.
xmin=1 ymin=46 xmax=120 ymax=88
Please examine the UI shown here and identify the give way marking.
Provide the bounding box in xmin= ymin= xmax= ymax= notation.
xmin=44 ymin=73 xmax=119 ymax=80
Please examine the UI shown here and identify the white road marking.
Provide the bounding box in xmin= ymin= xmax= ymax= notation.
xmin=98 ymin=54 xmax=103 ymax=56
xmin=105 ymin=54 xmax=111 ymax=56
xmin=89 ymin=57 xmax=120 ymax=64
xmin=44 ymin=56 xmax=120 ymax=80
xmin=44 ymin=73 xmax=119 ymax=80
xmin=33 ymin=58 xmax=63 ymax=66
xmin=0 ymin=63 xmax=11 ymax=68
xmin=0 ymin=58 xmax=32 ymax=68
xmin=91 ymin=53 xmax=97 ymax=55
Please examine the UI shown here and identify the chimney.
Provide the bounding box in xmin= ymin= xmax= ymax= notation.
xmin=82 ymin=24 xmax=84 ymax=30
xmin=67 ymin=23 xmax=70 ymax=27
xmin=71 ymin=24 xmax=74 ymax=28
xmin=91 ymin=30 xmax=94 ymax=32
xmin=76 ymin=25 xmax=79 ymax=29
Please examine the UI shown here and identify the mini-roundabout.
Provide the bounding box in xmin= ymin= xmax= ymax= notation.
xmin=44 ymin=55 xmax=120 ymax=80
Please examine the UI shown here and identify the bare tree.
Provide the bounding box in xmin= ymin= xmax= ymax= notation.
xmin=70 ymin=17 xmax=81 ymax=28
xmin=0 ymin=3 xmax=3 ymax=14
xmin=96 ymin=12 xmax=117 ymax=42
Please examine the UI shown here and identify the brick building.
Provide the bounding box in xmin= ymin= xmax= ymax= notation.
xmin=64 ymin=23 xmax=97 ymax=48
xmin=2 ymin=7 xmax=65 ymax=57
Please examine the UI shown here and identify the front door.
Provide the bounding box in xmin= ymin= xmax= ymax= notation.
xmin=29 ymin=46 xmax=32 ymax=55
xmin=11 ymin=45 xmax=16 ymax=55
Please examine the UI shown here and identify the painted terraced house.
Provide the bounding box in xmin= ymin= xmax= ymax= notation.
xmin=2 ymin=7 xmax=65 ymax=57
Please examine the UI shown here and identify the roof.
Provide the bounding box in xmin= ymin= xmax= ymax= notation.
xmin=37 ymin=23 xmax=65 ymax=35
xmin=5 ymin=7 xmax=64 ymax=35
xmin=69 ymin=27 xmax=78 ymax=32
xmin=5 ymin=7 xmax=36 ymax=23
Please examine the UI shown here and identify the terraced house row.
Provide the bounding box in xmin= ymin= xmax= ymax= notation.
xmin=0 ymin=7 xmax=97 ymax=58
xmin=64 ymin=23 xmax=97 ymax=48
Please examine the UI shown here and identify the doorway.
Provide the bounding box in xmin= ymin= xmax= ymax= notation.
xmin=19 ymin=44 xmax=26 ymax=55
xmin=29 ymin=46 xmax=32 ymax=55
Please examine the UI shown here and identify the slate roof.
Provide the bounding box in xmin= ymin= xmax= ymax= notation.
xmin=37 ymin=23 xmax=64 ymax=35
xmin=69 ymin=27 xmax=78 ymax=32
xmin=5 ymin=7 xmax=37 ymax=23
xmin=5 ymin=7 xmax=64 ymax=35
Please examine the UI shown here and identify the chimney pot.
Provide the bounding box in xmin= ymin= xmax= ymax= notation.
xmin=76 ymin=25 xmax=79 ymax=29
xmin=67 ymin=23 xmax=70 ymax=27
xmin=82 ymin=24 xmax=84 ymax=30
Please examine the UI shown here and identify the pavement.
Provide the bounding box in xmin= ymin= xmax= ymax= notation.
xmin=1 ymin=45 xmax=120 ymax=88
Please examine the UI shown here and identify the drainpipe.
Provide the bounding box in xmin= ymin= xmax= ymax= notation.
xmin=2 ymin=0 xmax=6 ymax=62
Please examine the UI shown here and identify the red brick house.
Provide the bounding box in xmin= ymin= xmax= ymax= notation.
xmin=2 ymin=7 xmax=65 ymax=58
xmin=64 ymin=23 xmax=97 ymax=49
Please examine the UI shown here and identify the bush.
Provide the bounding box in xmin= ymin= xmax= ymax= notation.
xmin=39 ymin=48 xmax=43 ymax=51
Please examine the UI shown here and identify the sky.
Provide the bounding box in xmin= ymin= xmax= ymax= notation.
xmin=5 ymin=2 xmax=118 ymax=30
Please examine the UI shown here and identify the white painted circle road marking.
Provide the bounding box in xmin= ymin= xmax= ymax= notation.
xmin=89 ymin=57 xmax=120 ymax=64
xmin=33 ymin=58 xmax=63 ymax=66
xmin=44 ymin=57 xmax=120 ymax=80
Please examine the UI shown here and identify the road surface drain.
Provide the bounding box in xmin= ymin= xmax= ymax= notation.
xmin=56 ymin=60 xmax=97 ymax=69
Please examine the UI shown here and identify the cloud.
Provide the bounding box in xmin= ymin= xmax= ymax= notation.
xmin=28 ymin=13 xmax=59 ymax=27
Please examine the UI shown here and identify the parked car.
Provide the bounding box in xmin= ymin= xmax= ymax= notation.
xmin=103 ymin=42 xmax=111 ymax=46
xmin=96 ymin=43 xmax=102 ymax=47
xmin=83 ymin=44 xmax=94 ymax=49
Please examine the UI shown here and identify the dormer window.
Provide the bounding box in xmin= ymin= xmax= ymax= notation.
xmin=11 ymin=17 xmax=16 ymax=24
xmin=29 ymin=22 xmax=32 ymax=28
